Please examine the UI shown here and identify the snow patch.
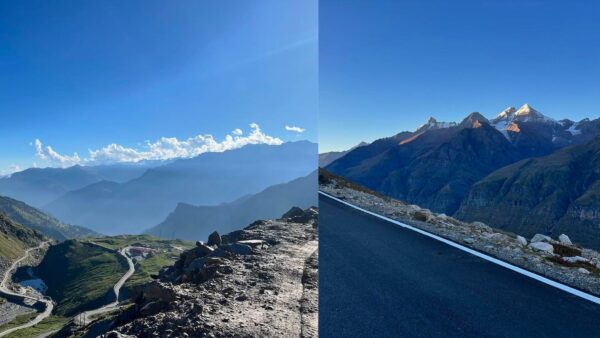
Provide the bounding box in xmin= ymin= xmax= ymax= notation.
xmin=567 ymin=123 xmax=581 ymax=136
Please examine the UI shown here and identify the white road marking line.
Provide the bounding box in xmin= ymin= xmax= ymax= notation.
xmin=319 ymin=191 xmax=600 ymax=305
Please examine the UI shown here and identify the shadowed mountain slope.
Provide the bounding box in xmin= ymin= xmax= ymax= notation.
xmin=146 ymin=171 xmax=317 ymax=240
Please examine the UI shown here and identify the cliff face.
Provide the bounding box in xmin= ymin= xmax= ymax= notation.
xmin=456 ymin=136 xmax=600 ymax=249
xmin=108 ymin=207 xmax=318 ymax=337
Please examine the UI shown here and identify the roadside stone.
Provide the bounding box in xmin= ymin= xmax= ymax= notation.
xmin=578 ymin=268 xmax=591 ymax=274
xmin=413 ymin=211 xmax=429 ymax=222
xmin=463 ymin=237 xmax=475 ymax=244
xmin=558 ymin=234 xmax=572 ymax=245
xmin=208 ymin=231 xmax=222 ymax=246
xmin=531 ymin=234 xmax=552 ymax=243
xmin=563 ymin=256 xmax=589 ymax=264
xmin=516 ymin=236 xmax=528 ymax=246
xmin=528 ymin=242 xmax=554 ymax=254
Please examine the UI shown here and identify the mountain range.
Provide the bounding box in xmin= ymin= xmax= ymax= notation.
xmin=325 ymin=104 xmax=600 ymax=248
xmin=146 ymin=170 xmax=317 ymax=240
xmin=41 ymin=141 xmax=316 ymax=235
xmin=0 ymin=163 xmax=156 ymax=208
xmin=319 ymin=142 xmax=368 ymax=167
xmin=456 ymin=136 xmax=600 ymax=249
xmin=0 ymin=195 xmax=97 ymax=240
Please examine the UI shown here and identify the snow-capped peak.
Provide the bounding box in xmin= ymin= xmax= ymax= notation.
xmin=515 ymin=103 xmax=538 ymax=117
xmin=416 ymin=116 xmax=457 ymax=133
xmin=496 ymin=106 xmax=516 ymax=120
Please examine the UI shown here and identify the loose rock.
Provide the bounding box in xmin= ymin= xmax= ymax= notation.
xmin=531 ymin=234 xmax=552 ymax=243
xmin=558 ymin=234 xmax=572 ymax=245
xmin=528 ymin=242 xmax=554 ymax=254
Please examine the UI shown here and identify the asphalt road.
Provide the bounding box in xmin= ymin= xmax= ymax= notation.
xmin=319 ymin=194 xmax=600 ymax=337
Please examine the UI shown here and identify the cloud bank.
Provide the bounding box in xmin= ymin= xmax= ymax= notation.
xmin=285 ymin=125 xmax=305 ymax=133
xmin=34 ymin=123 xmax=283 ymax=168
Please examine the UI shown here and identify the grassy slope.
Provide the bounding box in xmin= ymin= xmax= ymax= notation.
xmin=0 ymin=195 xmax=97 ymax=241
xmin=35 ymin=240 xmax=127 ymax=316
xmin=2 ymin=316 xmax=68 ymax=338
xmin=91 ymin=235 xmax=193 ymax=293
xmin=0 ymin=213 xmax=45 ymax=261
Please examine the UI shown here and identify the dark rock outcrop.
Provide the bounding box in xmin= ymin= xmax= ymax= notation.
xmin=207 ymin=231 xmax=221 ymax=246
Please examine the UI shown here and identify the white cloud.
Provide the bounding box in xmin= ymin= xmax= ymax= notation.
xmin=0 ymin=165 xmax=22 ymax=177
xmin=285 ymin=125 xmax=305 ymax=133
xmin=35 ymin=139 xmax=81 ymax=167
xmin=33 ymin=123 xmax=283 ymax=167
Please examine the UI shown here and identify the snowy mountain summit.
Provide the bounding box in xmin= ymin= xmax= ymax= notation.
xmin=491 ymin=104 xmax=555 ymax=125
xmin=416 ymin=117 xmax=457 ymax=133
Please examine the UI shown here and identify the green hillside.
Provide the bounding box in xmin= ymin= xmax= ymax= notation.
xmin=91 ymin=235 xmax=194 ymax=294
xmin=0 ymin=213 xmax=45 ymax=261
xmin=35 ymin=240 xmax=127 ymax=316
xmin=0 ymin=195 xmax=98 ymax=240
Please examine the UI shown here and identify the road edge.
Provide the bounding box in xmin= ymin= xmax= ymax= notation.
xmin=319 ymin=191 xmax=600 ymax=305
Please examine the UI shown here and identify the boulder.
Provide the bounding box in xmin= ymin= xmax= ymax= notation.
xmin=209 ymin=247 xmax=232 ymax=258
xmin=143 ymin=283 xmax=176 ymax=302
xmin=187 ymin=257 xmax=225 ymax=272
xmin=558 ymin=234 xmax=572 ymax=245
xmin=281 ymin=207 xmax=305 ymax=220
xmin=281 ymin=206 xmax=316 ymax=223
xmin=221 ymin=243 xmax=253 ymax=255
xmin=578 ymin=268 xmax=590 ymax=274
xmin=463 ymin=237 xmax=475 ymax=244
xmin=208 ymin=231 xmax=221 ymax=246
xmin=413 ymin=210 xmax=431 ymax=222
xmin=516 ymin=235 xmax=527 ymax=246
xmin=195 ymin=242 xmax=214 ymax=255
xmin=140 ymin=301 xmax=168 ymax=316
xmin=238 ymin=240 xmax=266 ymax=248
xmin=531 ymin=234 xmax=552 ymax=243
xmin=528 ymin=242 xmax=554 ymax=254
xmin=563 ymin=256 xmax=589 ymax=264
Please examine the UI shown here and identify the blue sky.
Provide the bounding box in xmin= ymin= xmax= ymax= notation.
xmin=320 ymin=0 xmax=600 ymax=152
xmin=0 ymin=0 xmax=317 ymax=173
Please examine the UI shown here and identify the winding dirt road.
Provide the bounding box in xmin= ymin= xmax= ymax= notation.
xmin=0 ymin=242 xmax=54 ymax=337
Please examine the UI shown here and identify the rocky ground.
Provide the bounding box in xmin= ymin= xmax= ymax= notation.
xmin=0 ymin=300 xmax=34 ymax=326
xmin=103 ymin=207 xmax=318 ymax=338
xmin=0 ymin=242 xmax=50 ymax=325
xmin=320 ymin=170 xmax=600 ymax=296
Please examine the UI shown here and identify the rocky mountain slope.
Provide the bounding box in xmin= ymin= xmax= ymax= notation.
xmin=326 ymin=104 xmax=600 ymax=215
xmin=457 ymin=135 xmax=600 ymax=250
xmin=105 ymin=207 xmax=318 ymax=337
xmin=45 ymin=141 xmax=317 ymax=235
xmin=0 ymin=195 xmax=97 ymax=240
xmin=146 ymin=171 xmax=318 ymax=241
xmin=319 ymin=141 xmax=368 ymax=167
